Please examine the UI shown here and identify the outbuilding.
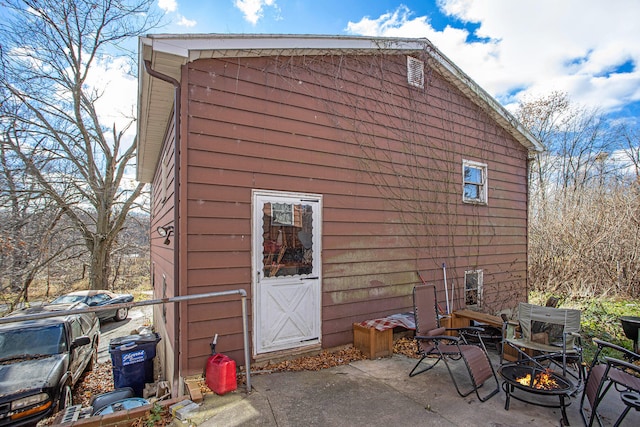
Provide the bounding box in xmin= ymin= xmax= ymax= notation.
xmin=136 ymin=34 xmax=543 ymax=390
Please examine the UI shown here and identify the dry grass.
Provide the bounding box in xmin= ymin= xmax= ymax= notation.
xmin=2 ymin=259 xmax=152 ymax=312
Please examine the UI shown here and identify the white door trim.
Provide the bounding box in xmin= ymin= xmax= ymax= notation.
xmin=251 ymin=189 xmax=322 ymax=355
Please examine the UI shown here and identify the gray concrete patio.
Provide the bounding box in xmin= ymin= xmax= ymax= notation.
xmin=187 ymin=351 xmax=635 ymax=427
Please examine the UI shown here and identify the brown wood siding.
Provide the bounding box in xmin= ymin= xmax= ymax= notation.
xmin=150 ymin=114 xmax=177 ymax=383
xmin=180 ymin=53 xmax=530 ymax=374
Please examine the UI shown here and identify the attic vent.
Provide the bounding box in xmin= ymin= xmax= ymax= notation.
xmin=407 ymin=56 xmax=425 ymax=89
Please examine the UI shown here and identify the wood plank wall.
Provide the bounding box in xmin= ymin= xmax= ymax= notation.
xmin=169 ymin=53 xmax=529 ymax=374
xmin=151 ymin=115 xmax=177 ymax=382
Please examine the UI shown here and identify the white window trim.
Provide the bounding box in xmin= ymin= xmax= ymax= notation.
xmin=462 ymin=159 xmax=488 ymax=204
xmin=464 ymin=269 xmax=483 ymax=308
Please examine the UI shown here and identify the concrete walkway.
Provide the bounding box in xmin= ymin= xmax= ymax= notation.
xmin=187 ymin=353 xmax=634 ymax=427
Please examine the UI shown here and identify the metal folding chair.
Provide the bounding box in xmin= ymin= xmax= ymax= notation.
xmin=501 ymin=302 xmax=584 ymax=387
xmin=580 ymin=338 xmax=640 ymax=426
xmin=409 ymin=284 xmax=499 ymax=402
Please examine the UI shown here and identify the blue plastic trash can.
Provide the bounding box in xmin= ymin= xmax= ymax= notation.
xmin=109 ymin=333 xmax=161 ymax=397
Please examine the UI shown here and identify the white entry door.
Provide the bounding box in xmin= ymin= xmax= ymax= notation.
xmin=252 ymin=190 xmax=322 ymax=354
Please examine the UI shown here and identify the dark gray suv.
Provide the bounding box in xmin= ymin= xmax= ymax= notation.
xmin=0 ymin=304 xmax=100 ymax=426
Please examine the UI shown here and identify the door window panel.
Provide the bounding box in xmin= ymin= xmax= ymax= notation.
xmin=262 ymin=202 xmax=314 ymax=277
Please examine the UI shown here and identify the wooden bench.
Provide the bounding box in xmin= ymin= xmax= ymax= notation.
xmin=450 ymin=309 xmax=504 ymax=328
xmin=450 ymin=309 xmax=522 ymax=361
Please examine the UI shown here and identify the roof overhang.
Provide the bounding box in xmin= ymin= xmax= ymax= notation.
xmin=137 ymin=34 xmax=543 ymax=183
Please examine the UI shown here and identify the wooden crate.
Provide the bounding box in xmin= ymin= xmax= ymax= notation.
xmin=502 ymin=343 xmax=521 ymax=362
xmin=353 ymin=323 xmax=393 ymax=359
xmin=440 ymin=315 xmax=456 ymax=336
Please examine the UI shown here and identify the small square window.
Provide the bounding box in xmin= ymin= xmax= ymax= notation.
xmin=464 ymin=270 xmax=483 ymax=307
xmin=463 ymin=160 xmax=488 ymax=204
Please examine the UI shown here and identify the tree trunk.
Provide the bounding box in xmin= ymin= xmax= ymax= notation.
xmin=89 ymin=237 xmax=111 ymax=290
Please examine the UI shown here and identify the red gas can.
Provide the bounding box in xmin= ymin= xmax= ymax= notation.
xmin=205 ymin=353 xmax=237 ymax=395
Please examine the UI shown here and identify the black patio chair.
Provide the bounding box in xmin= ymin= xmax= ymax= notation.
xmin=580 ymin=338 xmax=640 ymax=426
xmin=409 ymin=284 xmax=499 ymax=402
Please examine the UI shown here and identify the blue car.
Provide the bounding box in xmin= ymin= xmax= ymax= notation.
xmin=51 ymin=290 xmax=133 ymax=322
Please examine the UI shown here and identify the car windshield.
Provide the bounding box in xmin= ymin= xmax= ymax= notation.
xmin=52 ymin=295 xmax=86 ymax=304
xmin=0 ymin=324 xmax=66 ymax=360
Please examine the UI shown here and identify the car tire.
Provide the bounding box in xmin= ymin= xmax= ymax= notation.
xmin=59 ymin=384 xmax=73 ymax=410
xmin=114 ymin=307 xmax=128 ymax=322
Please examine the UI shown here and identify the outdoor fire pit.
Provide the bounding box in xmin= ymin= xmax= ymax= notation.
xmin=620 ymin=316 xmax=640 ymax=354
xmin=498 ymin=364 xmax=575 ymax=425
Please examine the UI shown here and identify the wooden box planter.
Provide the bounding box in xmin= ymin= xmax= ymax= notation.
xmin=353 ymin=323 xmax=393 ymax=359
xmin=502 ymin=343 xmax=522 ymax=362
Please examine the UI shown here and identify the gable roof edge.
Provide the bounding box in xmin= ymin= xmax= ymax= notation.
xmin=425 ymin=45 xmax=543 ymax=154
xmin=137 ymin=34 xmax=543 ymax=182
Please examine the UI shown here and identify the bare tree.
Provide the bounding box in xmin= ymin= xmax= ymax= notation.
xmin=515 ymin=91 xmax=570 ymax=212
xmin=518 ymin=92 xmax=639 ymax=298
xmin=515 ymin=92 xmax=619 ymax=213
xmin=0 ymin=0 xmax=159 ymax=290
xmin=0 ymin=118 xmax=87 ymax=307
xmin=619 ymin=124 xmax=640 ymax=183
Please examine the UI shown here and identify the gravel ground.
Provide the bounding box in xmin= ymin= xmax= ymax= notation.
xmin=97 ymin=305 xmax=154 ymax=363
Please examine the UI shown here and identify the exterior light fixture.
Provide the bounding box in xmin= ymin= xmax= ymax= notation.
xmin=157 ymin=225 xmax=174 ymax=245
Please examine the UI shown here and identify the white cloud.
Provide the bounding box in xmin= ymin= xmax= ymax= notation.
xmin=177 ymin=14 xmax=197 ymax=28
xmin=158 ymin=0 xmax=178 ymax=13
xmin=234 ymin=0 xmax=277 ymax=25
xmin=86 ymin=56 xmax=138 ymax=149
xmin=157 ymin=0 xmax=195 ymax=27
xmin=346 ymin=1 xmax=640 ymax=116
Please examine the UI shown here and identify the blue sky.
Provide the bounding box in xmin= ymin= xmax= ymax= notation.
xmin=155 ymin=0 xmax=640 ymax=125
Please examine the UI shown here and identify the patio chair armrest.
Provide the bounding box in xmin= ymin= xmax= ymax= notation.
xmin=593 ymin=338 xmax=639 ymax=360
xmin=604 ymin=356 xmax=640 ymax=376
xmin=565 ymin=331 xmax=583 ymax=345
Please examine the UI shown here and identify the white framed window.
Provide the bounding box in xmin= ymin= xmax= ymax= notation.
xmin=407 ymin=56 xmax=424 ymax=89
xmin=464 ymin=270 xmax=483 ymax=308
xmin=463 ymin=160 xmax=488 ymax=204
